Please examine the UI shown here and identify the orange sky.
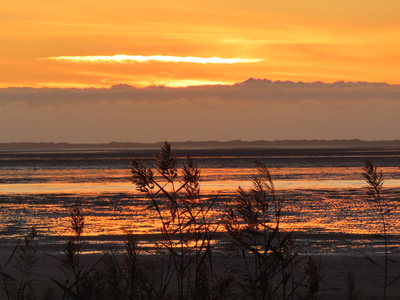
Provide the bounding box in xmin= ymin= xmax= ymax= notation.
xmin=2 ymin=0 xmax=400 ymax=88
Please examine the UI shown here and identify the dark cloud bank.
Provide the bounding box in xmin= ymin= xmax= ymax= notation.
xmin=1 ymin=79 xmax=399 ymax=143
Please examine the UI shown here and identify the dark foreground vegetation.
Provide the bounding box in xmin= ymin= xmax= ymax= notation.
xmin=0 ymin=142 xmax=398 ymax=299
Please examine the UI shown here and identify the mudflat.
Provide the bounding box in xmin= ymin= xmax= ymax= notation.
xmin=1 ymin=243 xmax=399 ymax=299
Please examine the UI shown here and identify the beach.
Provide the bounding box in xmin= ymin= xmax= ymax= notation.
xmin=1 ymin=147 xmax=400 ymax=298
xmin=1 ymin=232 xmax=400 ymax=299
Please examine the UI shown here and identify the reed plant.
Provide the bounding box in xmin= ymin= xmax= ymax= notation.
xmin=131 ymin=141 xmax=220 ymax=299
xmin=303 ymin=256 xmax=322 ymax=300
xmin=224 ymin=162 xmax=299 ymax=300
xmin=121 ymin=231 xmax=141 ymax=299
xmin=5 ymin=150 xmax=400 ymax=299
xmin=100 ymin=231 xmax=141 ymax=300
xmin=52 ymin=204 xmax=103 ymax=300
xmin=0 ymin=227 xmax=38 ymax=300
xmin=361 ymin=160 xmax=400 ymax=300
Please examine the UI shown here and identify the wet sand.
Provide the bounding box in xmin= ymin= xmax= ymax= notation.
xmin=1 ymin=253 xmax=399 ymax=299
xmin=1 ymin=233 xmax=400 ymax=299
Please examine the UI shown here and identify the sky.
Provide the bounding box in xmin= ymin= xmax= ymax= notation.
xmin=1 ymin=0 xmax=400 ymax=143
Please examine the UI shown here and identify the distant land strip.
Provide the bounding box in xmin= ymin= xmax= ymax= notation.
xmin=1 ymin=139 xmax=400 ymax=150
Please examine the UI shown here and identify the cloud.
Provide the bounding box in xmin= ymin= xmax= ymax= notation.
xmin=1 ymin=79 xmax=400 ymax=143
xmin=46 ymin=54 xmax=262 ymax=64
xmin=3 ymin=78 xmax=397 ymax=107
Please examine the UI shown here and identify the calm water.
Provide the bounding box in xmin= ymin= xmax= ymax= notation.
xmin=1 ymin=147 xmax=400 ymax=254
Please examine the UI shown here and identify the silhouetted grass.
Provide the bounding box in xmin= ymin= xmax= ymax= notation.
xmin=2 ymin=144 xmax=400 ymax=299
xmin=303 ymin=256 xmax=322 ymax=300
xmin=224 ymin=162 xmax=301 ymax=300
xmin=131 ymin=142 xmax=222 ymax=299
xmin=0 ymin=227 xmax=38 ymax=300
xmin=360 ymin=160 xmax=400 ymax=300
xmin=50 ymin=204 xmax=105 ymax=300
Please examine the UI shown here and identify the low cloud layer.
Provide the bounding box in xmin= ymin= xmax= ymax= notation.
xmin=46 ymin=54 xmax=261 ymax=64
xmin=1 ymin=79 xmax=399 ymax=143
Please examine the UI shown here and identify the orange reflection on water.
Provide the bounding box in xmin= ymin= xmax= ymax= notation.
xmin=1 ymin=166 xmax=400 ymax=249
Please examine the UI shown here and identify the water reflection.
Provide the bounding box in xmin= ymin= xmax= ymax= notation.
xmin=1 ymin=153 xmax=400 ymax=255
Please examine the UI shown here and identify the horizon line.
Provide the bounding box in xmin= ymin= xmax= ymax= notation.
xmin=1 ymin=139 xmax=400 ymax=146
xmin=0 ymin=77 xmax=395 ymax=90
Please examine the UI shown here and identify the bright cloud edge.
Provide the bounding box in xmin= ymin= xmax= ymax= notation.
xmin=46 ymin=54 xmax=262 ymax=64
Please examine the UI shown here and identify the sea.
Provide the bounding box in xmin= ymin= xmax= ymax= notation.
xmin=1 ymin=146 xmax=400 ymax=255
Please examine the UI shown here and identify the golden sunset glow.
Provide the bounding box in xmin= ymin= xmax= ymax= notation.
xmin=2 ymin=0 xmax=400 ymax=88
xmin=2 ymin=1 xmax=400 ymax=143
xmin=3 ymin=5 xmax=400 ymax=295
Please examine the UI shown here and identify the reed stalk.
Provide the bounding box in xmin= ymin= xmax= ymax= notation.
xmin=0 ymin=227 xmax=38 ymax=300
xmin=224 ymin=162 xmax=299 ymax=300
xmin=361 ymin=160 xmax=389 ymax=300
xmin=131 ymin=141 xmax=219 ymax=299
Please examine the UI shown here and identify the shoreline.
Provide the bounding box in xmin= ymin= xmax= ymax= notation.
xmin=1 ymin=139 xmax=400 ymax=151
xmin=1 ymin=231 xmax=399 ymax=256
xmin=1 ymin=249 xmax=399 ymax=299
